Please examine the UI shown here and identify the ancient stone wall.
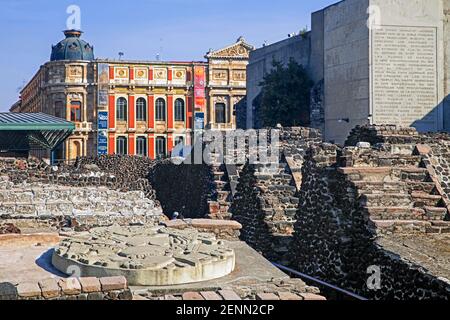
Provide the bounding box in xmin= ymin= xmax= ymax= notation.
xmin=345 ymin=124 xmax=421 ymax=146
xmin=291 ymin=142 xmax=450 ymax=300
xmin=230 ymin=127 xmax=321 ymax=263
xmin=0 ymin=276 xmax=132 ymax=300
xmin=0 ymin=157 xmax=163 ymax=231
xmin=163 ymin=219 xmax=242 ymax=241
xmin=428 ymin=141 xmax=450 ymax=202
xmin=149 ymin=160 xmax=214 ymax=219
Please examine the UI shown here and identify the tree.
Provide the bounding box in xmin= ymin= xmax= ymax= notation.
xmin=256 ymin=58 xmax=313 ymax=128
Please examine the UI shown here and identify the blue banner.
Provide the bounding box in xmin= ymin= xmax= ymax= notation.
xmin=98 ymin=130 xmax=108 ymax=155
xmin=98 ymin=111 xmax=108 ymax=130
xmin=195 ymin=112 xmax=205 ymax=130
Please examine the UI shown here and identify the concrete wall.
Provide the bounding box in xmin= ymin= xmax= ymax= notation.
xmin=246 ymin=35 xmax=312 ymax=129
xmin=443 ymin=0 xmax=450 ymax=131
xmin=322 ymin=0 xmax=370 ymax=144
xmin=310 ymin=10 xmax=325 ymax=84
xmin=369 ymin=0 xmax=445 ymax=134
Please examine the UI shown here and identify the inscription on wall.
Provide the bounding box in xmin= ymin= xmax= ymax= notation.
xmin=372 ymin=26 xmax=438 ymax=129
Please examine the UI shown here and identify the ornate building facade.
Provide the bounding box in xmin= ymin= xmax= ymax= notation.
xmin=12 ymin=30 xmax=253 ymax=161
xmin=206 ymin=37 xmax=254 ymax=130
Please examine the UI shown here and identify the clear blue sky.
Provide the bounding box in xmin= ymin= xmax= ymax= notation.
xmin=0 ymin=0 xmax=335 ymax=111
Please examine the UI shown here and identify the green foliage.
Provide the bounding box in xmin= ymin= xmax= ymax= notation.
xmin=256 ymin=58 xmax=313 ymax=128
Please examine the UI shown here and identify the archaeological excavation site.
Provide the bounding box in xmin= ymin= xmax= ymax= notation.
xmin=0 ymin=125 xmax=449 ymax=301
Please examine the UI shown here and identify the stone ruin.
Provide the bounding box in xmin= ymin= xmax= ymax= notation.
xmin=226 ymin=125 xmax=450 ymax=300
xmin=1 ymin=124 xmax=450 ymax=300
xmin=53 ymin=225 xmax=235 ymax=286
xmin=0 ymin=152 xmax=324 ymax=300
xmin=0 ymin=156 xmax=163 ymax=232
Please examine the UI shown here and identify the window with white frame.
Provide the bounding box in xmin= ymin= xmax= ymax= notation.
xmin=136 ymin=136 xmax=147 ymax=157
xmin=116 ymin=97 xmax=127 ymax=121
xmin=116 ymin=136 xmax=128 ymax=155
xmin=215 ymin=103 xmax=226 ymax=124
xmin=155 ymin=136 xmax=166 ymax=159
xmin=174 ymin=98 xmax=185 ymax=122
xmin=155 ymin=98 xmax=166 ymax=121
xmin=136 ymin=98 xmax=147 ymax=121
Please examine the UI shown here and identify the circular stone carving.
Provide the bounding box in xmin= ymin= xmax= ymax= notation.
xmin=52 ymin=225 xmax=235 ymax=286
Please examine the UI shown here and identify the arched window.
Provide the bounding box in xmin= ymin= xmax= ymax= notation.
xmin=155 ymin=98 xmax=166 ymax=121
xmin=70 ymin=101 xmax=82 ymax=122
xmin=136 ymin=98 xmax=147 ymax=121
xmin=136 ymin=136 xmax=147 ymax=157
xmin=116 ymin=98 xmax=127 ymax=121
xmin=116 ymin=136 xmax=128 ymax=155
xmin=215 ymin=103 xmax=226 ymax=124
xmin=174 ymin=98 xmax=185 ymax=122
xmin=155 ymin=136 xmax=167 ymax=159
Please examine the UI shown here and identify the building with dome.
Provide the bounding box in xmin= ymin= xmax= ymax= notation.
xmin=12 ymin=30 xmax=254 ymax=161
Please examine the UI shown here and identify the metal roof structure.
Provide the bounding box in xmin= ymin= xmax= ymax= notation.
xmin=0 ymin=113 xmax=75 ymax=151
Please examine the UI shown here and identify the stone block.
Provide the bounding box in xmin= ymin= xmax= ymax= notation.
xmin=79 ymin=277 xmax=101 ymax=293
xmin=58 ymin=278 xmax=81 ymax=295
xmin=17 ymin=282 xmax=41 ymax=298
xmin=415 ymin=144 xmax=432 ymax=155
xmin=99 ymin=276 xmax=127 ymax=291
xmin=277 ymin=292 xmax=302 ymax=300
xmin=38 ymin=278 xmax=61 ymax=299
xmin=256 ymin=293 xmax=280 ymax=301
xmin=299 ymin=293 xmax=326 ymax=301
xmin=218 ymin=290 xmax=241 ymax=300
xmin=200 ymin=291 xmax=223 ymax=300
xmin=182 ymin=292 xmax=204 ymax=300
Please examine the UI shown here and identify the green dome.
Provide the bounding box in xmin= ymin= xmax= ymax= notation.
xmin=50 ymin=30 xmax=94 ymax=61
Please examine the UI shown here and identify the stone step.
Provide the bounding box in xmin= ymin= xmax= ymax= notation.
xmin=268 ymin=185 xmax=297 ymax=192
xmin=213 ymin=172 xmax=226 ymax=180
xmin=359 ymin=193 xmax=411 ymax=207
xmin=406 ymin=182 xmax=436 ymax=194
xmin=423 ymin=206 xmax=448 ymax=220
xmin=411 ymin=192 xmax=443 ymax=208
xmin=214 ymin=181 xmax=227 ymax=189
xmin=352 ymin=181 xmax=406 ymax=193
xmin=217 ymin=191 xmax=230 ymax=202
xmin=364 ymin=207 xmax=427 ymax=220
xmin=340 ymin=167 xmax=393 ymax=183
xmin=399 ymin=168 xmax=431 ymax=182
xmin=372 ymin=220 xmax=450 ymax=234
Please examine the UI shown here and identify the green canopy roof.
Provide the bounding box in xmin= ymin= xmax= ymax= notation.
xmin=0 ymin=113 xmax=75 ymax=151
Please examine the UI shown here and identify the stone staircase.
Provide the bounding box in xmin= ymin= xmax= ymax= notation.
xmin=340 ymin=162 xmax=450 ymax=234
xmin=255 ymin=162 xmax=299 ymax=237
xmin=207 ymin=163 xmax=233 ymax=220
xmin=231 ymin=158 xmax=300 ymax=264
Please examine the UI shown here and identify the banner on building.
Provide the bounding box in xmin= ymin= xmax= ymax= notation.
xmin=97 ymin=63 xmax=109 ymax=108
xmin=97 ymin=110 xmax=108 ymax=155
xmin=193 ymin=66 xmax=206 ymax=131
xmin=194 ymin=112 xmax=205 ymax=130
xmin=97 ymin=131 xmax=108 ymax=155
xmin=98 ymin=111 xmax=108 ymax=130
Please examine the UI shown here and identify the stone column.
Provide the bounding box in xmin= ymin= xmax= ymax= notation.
xmin=209 ymin=95 xmax=215 ymax=126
